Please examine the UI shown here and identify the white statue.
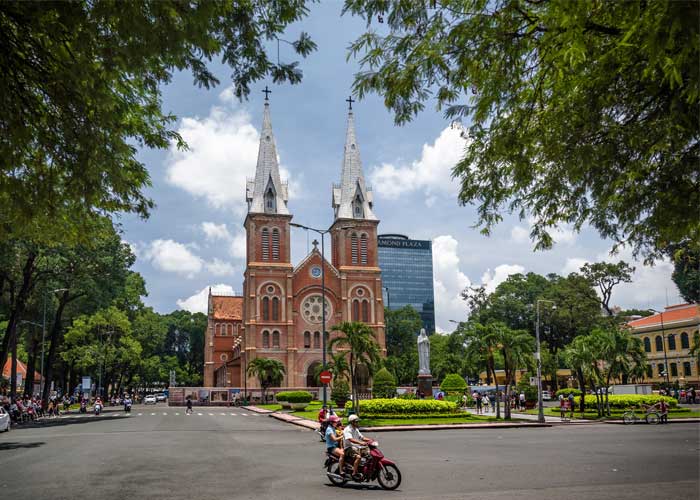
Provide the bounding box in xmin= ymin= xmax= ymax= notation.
xmin=417 ymin=328 xmax=431 ymax=375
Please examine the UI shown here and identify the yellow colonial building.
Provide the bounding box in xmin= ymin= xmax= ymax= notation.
xmin=628 ymin=303 xmax=700 ymax=388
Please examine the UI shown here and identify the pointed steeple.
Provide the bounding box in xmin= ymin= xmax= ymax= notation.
xmin=332 ymin=108 xmax=376 ymax=220
xmin=246 ymin=100 xmax=289 ymax=215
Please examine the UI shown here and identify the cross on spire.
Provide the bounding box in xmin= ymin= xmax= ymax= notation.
xmin=312 ymin=239 xmax=319 ymax=250
xmin=262 ymin=86 xmax=272 ymax=101
xmin=346 ymin=95 xmax=355 ymax=110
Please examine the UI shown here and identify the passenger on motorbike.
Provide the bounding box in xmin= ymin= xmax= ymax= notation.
xmin=318 ymin=405 xmax=329 ymax=435
xmin=325 ymin=415 xmax=345 ymax=476
xmin=343 ymin=414 xmax=373 ymax=479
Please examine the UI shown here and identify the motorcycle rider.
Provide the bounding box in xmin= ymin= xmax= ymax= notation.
xmin=124 ymin=395 xmax=132 ymax=413
xmin=325 ymin=415 xmax=346 ymax=476
xmin=343 ymin=414 xmax=373 ymax=479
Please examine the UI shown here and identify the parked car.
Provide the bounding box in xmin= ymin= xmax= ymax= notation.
xmin=0 ymin=407 xmax=10 ymax=432
xmin=542 ymin=390 xmax=552 ymax=401
xmin=144 ymin=395 xmax=157 ymax=405
xmin=155 ymin=393 xmax=167 ymax=402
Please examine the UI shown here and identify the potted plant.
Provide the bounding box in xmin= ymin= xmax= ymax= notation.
xmin=276 ymin=392 xmax=291 ymax=409
xmin=286 ymin=391 xmax=313 ymax=410
xmin=331 ymin=380 xmax=350 ymax=408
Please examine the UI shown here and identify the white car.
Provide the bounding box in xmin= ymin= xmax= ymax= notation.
xmin=542 ymin=391 xmax=552 ymax=401
xmin=144 ymin=395 xmax=157 ymax=405
xmin=155 ymin=393 xmax=167 ymax=402
xmin=0 ymin=407 xmax=10 ymax=432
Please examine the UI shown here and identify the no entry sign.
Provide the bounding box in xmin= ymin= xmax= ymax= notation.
xmin=319 ymin=370 xmax=332 ymax=384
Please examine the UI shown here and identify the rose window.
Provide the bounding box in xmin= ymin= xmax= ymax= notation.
xmin=301 ymin=295 xmax=331 ymax=324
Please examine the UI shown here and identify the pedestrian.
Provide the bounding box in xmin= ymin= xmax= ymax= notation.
xmin=568 ymin=392 xmax=575 ymax=418
xmin=186 ymin=396 xmax=193 ymax=415
xmin=482 ymin=394 xmax=490 ymax=413
xmin=475 ymin=392 xmax=483 ymax=415
xmin=519 ymin=391 xmax=525 ymax=410
xmin=462 ymin=391 xmax=468 ymax=409
xmin=490 ymin=394 xmax=496 ymax=413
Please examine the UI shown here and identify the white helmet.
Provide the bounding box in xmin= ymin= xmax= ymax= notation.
xmin=348 ymin=414 xmax=360 ymax=423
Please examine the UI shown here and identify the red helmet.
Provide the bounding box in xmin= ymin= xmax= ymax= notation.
xmin=329 ymin=415 xmax=341 ymax=424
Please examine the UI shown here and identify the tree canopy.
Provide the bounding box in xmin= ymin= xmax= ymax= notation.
xmin=0 ymin=0 xmax=316 ymax=244
xmin=344 ymin=0 xmax=699 ymax=260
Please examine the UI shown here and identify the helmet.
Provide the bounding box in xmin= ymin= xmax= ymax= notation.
xmin=329 ymin=415 xmax=341 ymax=424
xmin=348 ymin=414 xmax=360 ymax=423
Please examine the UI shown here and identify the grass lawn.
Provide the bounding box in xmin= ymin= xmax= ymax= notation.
xmin=522 ymin=407 xmax=700 ymax=420
xmin=360 ymin=414 xmax=525 ymax=426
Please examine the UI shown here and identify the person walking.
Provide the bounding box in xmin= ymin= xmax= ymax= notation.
xmin=186 ymin=396 xmax=193 ymax=415
xmin=567 ymin=392 xmax=575 ymax=418
xmin=482 ymin=394 xmax=490 ymax=413
xmin=475 ymin=392 xmax=483 ymax=415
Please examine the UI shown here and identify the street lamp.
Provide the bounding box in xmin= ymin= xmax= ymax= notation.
xmin=536 ymin=299 xmax=556 ymax=423
xmin=383 ymin=287 xmax=391 ymax=310
xmin=648 ymin=309 xmax=670 ymax=385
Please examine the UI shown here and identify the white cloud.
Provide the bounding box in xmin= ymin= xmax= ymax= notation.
xmin=561 ymin=257 xmax=588 ymax=276
xmin=432 ymin=235 xmax=472 ymax=333
xmin=144 ymin=239 xmax=203 ymax=278
xmin=511 ymin=219 xmax=577 ymax=246
xmin=481 ymin=264 xmax=526 ymax=293
xmin=201 ymin=222 xmax=232 ymax=242
xmin=177 ymin=284 xmax=236 ymax=313
xmin=370 ymin=126 xmax=466 ymax=201
xmin=165 ymin=86 xmax=298 ymax=213
xmin=229 ymin=231 xmax=248 ymax=260
xmin=510 ymin=226 xmax=529 ymax=244
xmin=205 ymin=258 xmax=236 ymax=277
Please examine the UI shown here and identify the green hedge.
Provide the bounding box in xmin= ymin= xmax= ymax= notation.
xmin=351 ymin=398 xmax=458 ymax=415
xmin=555 ymin=388 xmax=582 ymax=398
xmin=440 ymin=373 xmax=467 ymax=393
xmin=275 ymin=391 xmax=313 ymax=403
xmin=397 ymin=392 xmax=417 ymax=400
xmin=359 ymin=412 xmax=471 ymax=420
xmin=574 ymin=394 xmax=677 ymax=410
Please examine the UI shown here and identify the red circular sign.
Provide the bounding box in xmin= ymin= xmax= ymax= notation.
xmin=319 ymin=371 xmax=332 ymax=384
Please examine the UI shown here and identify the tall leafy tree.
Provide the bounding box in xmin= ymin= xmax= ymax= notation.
xmin=0 ymin=1 xmax=316 ymax=245
xmin=666 ymin=241 xmax=700 ymax=303
xmin=564 ymin=335 xmax=595 ymax=413
xmin=344 ymin=0 xmax=699 ymax=259
xmin=329 ymin=321 xmax=381 ymax=416
xmin=580 ymin=261 xmax=635 ymax=316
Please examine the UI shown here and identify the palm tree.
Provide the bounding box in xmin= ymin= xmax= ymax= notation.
xmin=247 ymin=357 xmax=285 ymax=404
xmin=329 ymin=321 xmax=381 ymax=417
xmin=564 ymin=335 xmax=595 ymax=413
xmin=465 ymin=322 xmax=501 ymax=418
xmin=493 ymin=324 xmax=533 ymax=420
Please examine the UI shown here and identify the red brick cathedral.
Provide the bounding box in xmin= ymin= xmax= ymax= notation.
xmin=203 ymin=100 xmax=386 ymax=389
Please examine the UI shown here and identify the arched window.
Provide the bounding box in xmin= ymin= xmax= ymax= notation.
xmin=670 ymin=363 xmax=678 ymax=377
xmin=262 ymin=297 xmax=270 ymax=321
xmin=265 ymin=187 xmax=276 ymax=213
xmin=681 ymin=332 xmax=689 ymax=349
xmin=261 ymin=228 xmax=270 ymax=260
xmin=271 ymin=297 xmax=280 ymax=321
xmin=360 ymin=234 xmax=368 ymax=265
xmin=655 ymin=336 xmax=663 ymax=352
xmin=272 ymin=331 xmax=280 ymax=348
xmin=683 ymin=362 xmax=691 ymax=376
xmin=351 ymin=233 xmax=358 ymax=265
xmin=304 ymin=331 xmax=311 ymax=349
xmin=271 ymin=228 xmax=280 ymax=260
xmin=352 ymin=300 xmax=360 ymax=321
xmin=361 ymin=300 xmax=369 ymax=323
xmin=657 ymin=363 xmax=665 ymax=376
xmin=262 ymin=330 xmax=270 ymax=348
xmin=643 ymin=337 xmax=651 ymax=353
xmin=353 ymin=194 xmax=364 ymax=218
xmin=228 ymin=324 xmax=234 ymax=335
xmin=668 ymin=334 xmax=676 ymax=351
xmin=313 ymin=331 xmax=320 ymax=349
xmin=215 ymin=324 xmax=221 ymax=336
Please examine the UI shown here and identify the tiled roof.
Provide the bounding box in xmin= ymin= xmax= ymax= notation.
xmin=628 ymin=303 xmax=699 ymax=329
xmin=2 ymin=357 xmax=42 ymax=382
xmin=211 ymin=295 xmax=244 ymax=321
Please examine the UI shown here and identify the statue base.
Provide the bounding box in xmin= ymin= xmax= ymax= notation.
xmin=417 ymin=374 xmax=433 ymax=399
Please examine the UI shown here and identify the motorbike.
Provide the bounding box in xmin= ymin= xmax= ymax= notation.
xmin=79 ymin=401 xmax=87 ymax=414
xmin=94 ymin=403 xmax=102 ymax=416
xmin=324 ymin=441 xmax=401 ymax=490
xmin=124 ymin=401 xmax=132 ymax=413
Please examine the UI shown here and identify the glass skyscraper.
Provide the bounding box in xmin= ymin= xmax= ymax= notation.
xmin=377 ymin=234 xmax=435 ymax=333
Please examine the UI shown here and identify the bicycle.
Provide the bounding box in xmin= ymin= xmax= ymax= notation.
xmin=622 ymin=406 xmax=660 ymax=425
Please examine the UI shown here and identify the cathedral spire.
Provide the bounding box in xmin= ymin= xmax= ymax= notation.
xmin=246 ymin=96 xmax=289 ymax=215
xmin=332 ymin=105 xmax=376 ymax=220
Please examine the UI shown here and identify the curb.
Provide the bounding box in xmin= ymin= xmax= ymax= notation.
xmin=269 ymin=412 xmax=319 ymax=430
xmin=242 ymin=405 xmax=274 ymax=414
xmin=604 ymin=418 xmax=700 ymax=425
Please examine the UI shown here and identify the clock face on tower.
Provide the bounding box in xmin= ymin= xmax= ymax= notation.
xmin=310 ymin=265 xmax=322 ymax=278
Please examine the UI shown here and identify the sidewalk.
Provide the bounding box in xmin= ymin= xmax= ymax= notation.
xmin=463 ymin=407 xmax=595 ymax=424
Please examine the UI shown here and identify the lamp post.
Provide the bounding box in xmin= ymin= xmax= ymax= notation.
xmin=383 ymin=286 xmax=391 ymax=310
xmin=536 ymin=299 xmax=556 ymax=423
xmin=648 ymin=309 xmax=670 ymax=385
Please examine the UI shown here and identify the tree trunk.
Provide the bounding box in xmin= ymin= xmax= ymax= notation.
xmin=24 ymin=332 xmax=39 ymax=396
xmin=604 ymin=374 xmax=612 ymax=417
xmin=0 ymin=252 xmax=37 ymax=372
xmin=41 ymin=293 xmax=69 ymax=407
xmin=576 ymin=369 xmax=586 ymax=413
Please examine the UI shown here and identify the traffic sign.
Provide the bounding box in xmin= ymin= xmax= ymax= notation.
xmin=319 ymin=371 xmax=332 ymax=384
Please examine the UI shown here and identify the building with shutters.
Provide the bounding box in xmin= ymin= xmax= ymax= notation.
xmin=203 ymin=99 xmax=386 ymax=390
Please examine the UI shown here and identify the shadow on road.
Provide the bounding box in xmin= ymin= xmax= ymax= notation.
xmin=324 ymin=482 xmax=389 ymax=492
xmin=10 ymin=414 xmax=129 ymax=429
xmin=0 ymin=441 xmax=45 ymax=451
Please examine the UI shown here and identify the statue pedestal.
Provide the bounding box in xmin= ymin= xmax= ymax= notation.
xmin=417 ymin=374 xmax=433 ymax=399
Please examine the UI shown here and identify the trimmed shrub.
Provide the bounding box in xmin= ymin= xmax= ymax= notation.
xmin=360 ymin=412 xmax=472 ymax=419
xmin=440 ymin=373 xmax=467 ymax=393
xmin=574 ymin=394 xmax=677 ymax=410
xmin=356 ymin=398 xmax=458 ymax=415
xmin=372 ymin=368 xmax=397 ymax=398
xmin=275 ymin=391 xmax=312 ymax=403
xmin=397 ymin=392 xmax=417 ymax=400
xmin=555 ymin=388 xmax=582 ymax=398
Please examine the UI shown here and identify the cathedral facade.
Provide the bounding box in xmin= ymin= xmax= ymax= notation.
xmin=203 ymin=100 xmax=386 ymax=389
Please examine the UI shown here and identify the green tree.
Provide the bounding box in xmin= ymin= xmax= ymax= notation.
xmin=494 ymin=325 xmax=533 ymax=420
xmin=440 ymin=373 xmax=467 ymax=394
xmin=372 ymin=367 xmax=397 ymax=398
xmin=344 ymin=0 xmax=699 ymax=260
xmin=0 ymin=1 xmax=316 ymax=245
xmin=247 ymin=357 xmax=286 ymax=404
xmin=383 ymin=306 xmax=421 ymax=384
xmin=581 ymin=261 xmax=635 ymax=316
xmin=465 ymin=322 xmax=502 ymax=418
xmin=666 ymin=242 xmax=700 ymax=303
xmin=564 ymin=335 xmax=595 ymax=413
xmin=329 ymin=321 xmax=381 ymax=416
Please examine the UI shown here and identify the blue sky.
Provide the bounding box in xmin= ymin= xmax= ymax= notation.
xmin=120 ymin=3 xmax=680 ymax=332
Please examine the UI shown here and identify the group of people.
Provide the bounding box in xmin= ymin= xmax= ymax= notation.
xmin=0 ymin=393 xmax=70 ymax=423
xmin=319 ymin=405 xmax=374 ymax=480
xmin=660 ymin=386 xmax=697 ymax=403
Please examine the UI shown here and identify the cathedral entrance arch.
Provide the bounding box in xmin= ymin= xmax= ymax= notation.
xmin=306 ymin=361 xmax=322 ymax=387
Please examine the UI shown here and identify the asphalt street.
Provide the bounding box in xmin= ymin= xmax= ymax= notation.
xmin=0 ymin=405 xmax=698 ymax=500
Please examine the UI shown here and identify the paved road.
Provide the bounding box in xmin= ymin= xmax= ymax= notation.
xmin=0 ymin=405 xmax=697 ymax=500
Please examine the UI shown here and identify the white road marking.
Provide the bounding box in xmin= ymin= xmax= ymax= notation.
xmin=137 ymin=413 xmax=142 ymax=416
xmin=151 ymin=413 xmax=156 ymax=416
xmin=208 ymin=413 xmax=214 ymax=416
xmin=175 ymin=412 xmax=180 ymax=416
xmin=230 ymin=413 xmax=236 ymax=416
xmin=163 ymin=412 xmax=168 ymax=415
xmin=197 ymin=413 xmax=203 ymax=416
xmin=220 ymin=412 xmax=226 ymax=415
xmin=241 ymin=413 xmax=248 ymax=416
